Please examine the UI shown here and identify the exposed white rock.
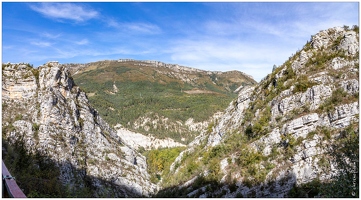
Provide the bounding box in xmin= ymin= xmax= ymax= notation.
xmin=2 ymin=62 xmax=157 ymax=197
xmin=340 ymin=79 xmax=359 ymax=94
xmin=115 ymin=126 xmax=185 ymax=150
xmin=339 ymin=31 xmax=359 ymax=55
xmin=283 ymin=113 xmax=319 ymax=138
xmin=220 ymin=158 xmax=229 ymax=172
xmin=271 ymin=84 xmax=332 ymax=119
xmin=2 ymin=64 xmax=37 ymax=100
xmin=207 ymin=85 xmax=255 ymax=147
xmin=252 ymin=128 xmax=282 ymax=156
xmin=328 ymin=102 xmax=359 ymax=128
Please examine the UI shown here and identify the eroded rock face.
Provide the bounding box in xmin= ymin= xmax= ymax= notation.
xmin=207 ymin=85 xmax=255 ymax=147
xmin=2 ymin=62 xmax=156 ymax=197
xmin=167 ymin=26 xmax=359 ymax=198
xmin=340 ymin=31 xmax=359 ymax=55
xmin=2 ymin=64 xmax=37 ymax=100
xmin=115 ymin=125 xmax=185 ymax=150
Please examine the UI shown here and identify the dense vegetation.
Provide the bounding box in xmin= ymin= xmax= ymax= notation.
xmin=144 ymin=147 xmax=186 ymax=183
xmin=155 ymin=128 xmax=277 ymax=195
xmin=72 ymin=61 xmax=255 ymax=144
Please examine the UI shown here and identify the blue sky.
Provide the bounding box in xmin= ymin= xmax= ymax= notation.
xmin=2 ymin=2 xmax=359 ymax=81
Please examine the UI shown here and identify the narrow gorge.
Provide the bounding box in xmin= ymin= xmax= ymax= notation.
xmin=2 ymin=26 xmax=359 ymax=197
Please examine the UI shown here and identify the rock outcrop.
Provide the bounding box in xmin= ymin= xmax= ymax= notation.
xmin=114 ymin=124 xmax=185 ymax=150
xmin=2 ymin=62 xmax=156 ymax=197
xmin=163 ymin=26 xmax=359 ymax=198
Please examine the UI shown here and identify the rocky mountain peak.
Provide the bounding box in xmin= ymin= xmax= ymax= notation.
xmin=38 ymin=61 xmax=74 ymax=91
xmin=157 ymin=26 xmax=359 ymax=197
xmin=311 ymin=26 xmax=358 ymax=55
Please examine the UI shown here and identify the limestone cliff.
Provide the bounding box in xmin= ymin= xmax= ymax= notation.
xmin=2 ymin=62 xmax=156 ymax=197
xmin=160 ymin=26 xmax=359 ymax=197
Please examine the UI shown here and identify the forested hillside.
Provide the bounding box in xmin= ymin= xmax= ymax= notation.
xmin=69 ymin=60 xmax=256 ymax=144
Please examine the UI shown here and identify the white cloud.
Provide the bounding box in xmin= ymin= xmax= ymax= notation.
xmin=42 ymin=32 xmax=62 ymax=39
xmin=30 ymin=3 xmax=98 ymax=22
xmin=31 ymin=41 xmax=52 ymax=47
xmin=106 ymin=18 xmax=161 ymax=34
xmin=3 ymin=45 xmax=14 ymax=50
xmin=126 ymin=23 xmax=161 ymax=34
xmin=166 ymin=37 xmax=294 ymax=81
xmin=75 ymin=39 xmax=89 ymax=45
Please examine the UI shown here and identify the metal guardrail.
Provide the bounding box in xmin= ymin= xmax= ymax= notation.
xmin=2 ymin=160 xmax=26 ymax=198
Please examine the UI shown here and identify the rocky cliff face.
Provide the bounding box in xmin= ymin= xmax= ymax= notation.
xmin=160 ymin=26 xmax=359 ymax=197
xmin=2 ymin=62 xmax=156 ymax=197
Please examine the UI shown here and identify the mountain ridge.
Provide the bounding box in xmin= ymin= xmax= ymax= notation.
xmin=65 ymin=58 xmax=256 ymax=82
xmin=67 ymin=58 xmax=257 ymax=144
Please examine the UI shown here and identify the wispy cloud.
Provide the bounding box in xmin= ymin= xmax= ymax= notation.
xmin=126 ymin=22 xmax=161 ymax=34
xmin=167 ymin=37 xmax=292 ymax=81
xmin=106 ymin=18 xmax=161 ymax=34
xmin=75 ymin=39 xmax=89 ymax=45
xmin=42 ymin=32 xmax=62 ymax=39
xmin=29 ymin=3 xmax=98 ymax=22
xmin=31 ymin=41 xmax=52 ymax=47
xmin=3 ymin=45 xmax=14 ymax=50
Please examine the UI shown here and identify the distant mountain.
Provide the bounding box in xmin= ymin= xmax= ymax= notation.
xmin=67 ymin=59 xmax=256 ymax=144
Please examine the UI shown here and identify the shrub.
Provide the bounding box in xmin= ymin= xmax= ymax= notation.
xmin=237 ymin=148 xmax=263 ymax=167
xmin=319 ymin=88 xmax=350 ymax=112
xmin=306 ymin=131 xmax=317 ymax=140
xmin=15 ymin=114 xmax=23 ymax=121
xmin=317 ymin=156 xmax=331 ymax=172
xmin=293 ymin=75 xmax=316 ymax=93
xmin=146 ymin=147 xmax=185 ymax=183
xmin=281 ymin=134 xmax=298 ymax=159
xmin=245 ymin=125 xmax=253 ymax=138
xmin=288 ymin=179 xmax=322 ymax=197
xmin=283 ymin=65 xmax=295 ymax=80
xmin=31 ymin=69 xmax=40 ymax=84
xmin=321 ymin=127 xmax=331 ymax=140
xmin=352 ymin=25 xmax=359 ymax=33
xmin=207 ymin=121 xmax=214 ymax=134
xmin=32 ymin=123 xmax=40 ymax=131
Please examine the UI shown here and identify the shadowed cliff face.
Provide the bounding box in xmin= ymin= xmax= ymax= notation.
xmin=2 ymin=62 xmax=156 ymax=197
xmin=158 ymin=26 xmax=359 ymax=197
xmin=2 ymin=139 xmax=146 ymax=198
